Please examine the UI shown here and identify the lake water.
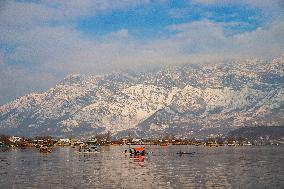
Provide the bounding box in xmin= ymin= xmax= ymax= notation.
xmin=0 ymin=145 xmax=283 ymax=189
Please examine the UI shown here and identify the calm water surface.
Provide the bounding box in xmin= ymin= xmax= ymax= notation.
xmin=0 ymin=145 xmax=283 ymax=189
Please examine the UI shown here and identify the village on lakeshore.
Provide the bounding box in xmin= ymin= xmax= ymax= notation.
xmin=1 ymin=133 xmax=283 ymax=151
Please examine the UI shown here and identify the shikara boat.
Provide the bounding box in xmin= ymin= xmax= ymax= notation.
xmin=39 ymin=146 xmax=52 ymax=153
xmin=0 ymin=142 xmax=10 ymax=151
xmin=176 ymin=151 xmax=195 ymax=155
xmin=78 ymin=145 xmax=100 ymax=154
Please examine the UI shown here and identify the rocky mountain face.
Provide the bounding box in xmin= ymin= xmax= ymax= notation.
xmin=0 ymin=55 xmax=283 ymax=138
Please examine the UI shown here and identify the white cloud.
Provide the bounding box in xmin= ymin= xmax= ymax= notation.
xmin=107 ymin=29 xmax=129 ymax=39
xmin=0 ymin=63 xmax=59 ymax=105
xmin=231 ymin=21 xmax=284 ymax=58
xmin=0 ymin=0 xmax=150 ymax=23
xmin=46 ymin=19 xmax=284 ymax=74
xmin=5 ymin=25 xmax=89 ymax=65
xmin=0 ymin=1 xmax=283 ymax=104
xmin=165 ymin=19 xmax=284 ymax=61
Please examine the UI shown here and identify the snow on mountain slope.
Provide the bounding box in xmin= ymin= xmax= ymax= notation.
xmin=0 ymin=55 xmax=283 ymax=138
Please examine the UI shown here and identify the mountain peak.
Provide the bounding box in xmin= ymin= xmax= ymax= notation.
xmin=0 ymin=55 xmax=283 ymax=138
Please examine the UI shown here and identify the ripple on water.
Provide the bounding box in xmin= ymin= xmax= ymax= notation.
xmin=0 ymin=146 xmax=283 ymax=188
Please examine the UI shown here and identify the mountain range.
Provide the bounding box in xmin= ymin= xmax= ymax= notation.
xmin=0 ymin=55 xmax=283 ymax=138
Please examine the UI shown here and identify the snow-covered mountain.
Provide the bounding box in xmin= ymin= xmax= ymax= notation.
xmin=0 ymin=55 xmax=283 ymax=138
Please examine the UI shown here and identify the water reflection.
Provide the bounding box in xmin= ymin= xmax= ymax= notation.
xmin=0 ymin=146 xmax=283 ymax=188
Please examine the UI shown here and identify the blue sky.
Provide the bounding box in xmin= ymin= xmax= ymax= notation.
xmin=76 ymin=1 xmax=264 ymax=38
xmin=0 ymin=0 xmax=284 ymax=104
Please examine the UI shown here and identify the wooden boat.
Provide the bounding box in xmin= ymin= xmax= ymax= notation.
xmin=176 ymin=151 xmax=195 ymax=155
xmin=126 ymin=147 xmax=147 ymax=156
xmin=78 ymin=145 xmax=100 ymax=154
xmin=0 ymin=142 xmax=10 ymax=151
xmin=39 ymin=146 xmax=52 ymax=153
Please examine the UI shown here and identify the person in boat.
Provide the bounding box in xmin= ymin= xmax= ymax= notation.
xmin=133 ymin=147 xmax=146 ymax=156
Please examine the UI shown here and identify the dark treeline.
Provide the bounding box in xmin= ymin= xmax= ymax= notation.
xmin=228 ymin=126 xmax=284 ymax=140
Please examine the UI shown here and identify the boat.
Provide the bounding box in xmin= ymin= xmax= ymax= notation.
xmin=129 ymin=147 xmax=147 ymax=162
xmin=78 ymin=145 xmax=100 ymax=154
xmin=125 ymin=147 xmax=147 ymax=156
xmin=176 ymin=151 xmax=195 ymax=155
xmin=39 ymin=146 xmax=52 ymax=153
xmin=0 ymin=142 xmax=10 ymax=151
xmin=132 ymin=147 xmax=146 ymax=156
